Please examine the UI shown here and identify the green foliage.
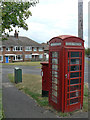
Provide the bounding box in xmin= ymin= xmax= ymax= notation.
xmin=85 ymin=48 xmax=90 ymax=56
xmin=1 ymin=1 xmax=38 ymax=35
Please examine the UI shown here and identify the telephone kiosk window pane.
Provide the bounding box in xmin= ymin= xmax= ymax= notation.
xmin=70 ymin=92 xmax=80 ymax=98
xmin=52 ymin=65 xmax=58 ymax=70
xmin=52 ymin=71 xmax=58 ymax=78
xmin=52 ymin=71 xmax=58 ymax=75
xmin=70 ymin=79 xmax=79 ymax=85
xmin=71 ymin=66 xmax=79 ymax=71
xmin=52 ymin=83 xmax=57 ymax=90
xmin=70 ymin=85 xmax=79 ymax=92
xmin=52 ymin=74 xmax=58 ymax=78
xmin=70 ymin=72 xmax=79 ymax=78
xmin=70 ymin=98 xmax=79 ymax=105
xmin=52 ymin=77 xmax=58 ymax=84
xmin=52 ymin=52 xmax=58 ymax=58
xmin=71 ymin=52 xmax=79 ymax=57
xmin=71 ymin=59 xmax=79 ymax=64
xmin=52 ymin=89 xmax=57 ymax=97
xmin=52 ymin=59 xmax=58 ymax=64
xmin=52 ymin=95 xmax=57 ymax=103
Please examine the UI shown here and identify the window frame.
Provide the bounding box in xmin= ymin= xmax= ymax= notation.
xmin=6 ymin=47 xmax=10 ymax=51
xmin=13 ymin=55 xmax=23 ymax=61
xmin=25 ymin=46 xmax=32 ymax=51
xmin=33 ymin=47 xmax=37 ymax=51
xmin=0 ymin=55 xmax=3 ymax=62
xmin=0 ymin=46 xmax=3 ymax=51
xmin=38 ymin=47 xmax=43 ymax=51
xmin=39 ymin=54 xmax=43 ymax=59
xmin=13 ymin=46 xmax=23 ymax=51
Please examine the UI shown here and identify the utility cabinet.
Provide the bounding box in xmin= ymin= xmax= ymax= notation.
xmin=14 ymin=67 xmax=22 ymax=84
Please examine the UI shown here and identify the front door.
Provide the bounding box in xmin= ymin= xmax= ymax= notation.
xmin=5 ymin=56 xmax=9 ymax=63
xmin=64 ymin=50 xmax=84 ymax=112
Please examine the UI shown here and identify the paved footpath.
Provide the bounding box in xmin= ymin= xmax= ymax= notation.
xmin=2 ymin=73 xmax=59 ymax=118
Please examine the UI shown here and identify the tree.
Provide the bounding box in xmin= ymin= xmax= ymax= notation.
xmin=1 ymin=1 xmax=38 ymax=36
xmin=85 ymin=48 xmax=90 ymax=56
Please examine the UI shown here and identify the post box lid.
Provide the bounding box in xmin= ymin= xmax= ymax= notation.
xmin=40 ymin=62 xmax=49 ymax=65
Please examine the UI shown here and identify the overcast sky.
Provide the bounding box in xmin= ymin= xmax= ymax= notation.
xmin=10 ymin=0 xmax=89 ymax=48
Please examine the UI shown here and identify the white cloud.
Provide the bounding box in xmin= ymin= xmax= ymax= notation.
xmin=9 ymin=0 xmax=88 ymax=47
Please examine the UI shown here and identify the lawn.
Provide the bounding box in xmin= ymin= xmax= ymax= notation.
xmin=8 ymin=73 xmax=88 ymax=117
xmin=2 ymin=61 xmax=41 ymax=66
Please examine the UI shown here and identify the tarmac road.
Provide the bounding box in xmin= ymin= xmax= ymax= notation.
xmin=2 ymin=57 xmax=89 ymax=83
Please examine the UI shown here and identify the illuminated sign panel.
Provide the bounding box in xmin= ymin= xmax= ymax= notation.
xmin=66 ymin=42 xmax=82 ymax=46
xmin=51 ymin=43 xmax=61 ymax=46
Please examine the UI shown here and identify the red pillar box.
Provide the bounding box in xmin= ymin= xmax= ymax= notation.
xmin=48 ymin=35 xmax=85 ymax=112
xmin=40 ymin=62 xmax=49 ymax=97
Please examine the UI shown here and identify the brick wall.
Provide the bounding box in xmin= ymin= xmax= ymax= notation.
xmin=1 ymin=46 xmax=45 ymax=63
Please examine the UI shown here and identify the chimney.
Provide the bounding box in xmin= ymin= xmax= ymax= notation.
xmin=14 ymin=30 xmax=18 ymax=38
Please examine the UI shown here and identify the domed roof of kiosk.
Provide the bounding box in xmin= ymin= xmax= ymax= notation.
xmin=49 ymin=35 xmax=84 ymax=42
xmin=57 ymin=35 xmax=83 ymax=40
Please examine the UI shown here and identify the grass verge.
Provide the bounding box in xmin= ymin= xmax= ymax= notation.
xmin=8 ymin=73 xmax=88 ymax=117
xmin=2 ymin=61 xmax=41 ymax=66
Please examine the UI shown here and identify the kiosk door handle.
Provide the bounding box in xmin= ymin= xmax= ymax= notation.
xmin=65 ymin=74 xmax=67 ymax=78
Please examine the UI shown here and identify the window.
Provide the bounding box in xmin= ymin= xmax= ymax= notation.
xmin=33 ymin=47 xmax=37 ymax=51
xmin=6 ymin=47 xmax=10 ymax=51
xmin=25 ymin=46 xmax=32 ymax=51
xmin=38 ymin=48 xmax=43 ymax=51
xmin=0 ymin=55 xmax=3 ymax=62
xmin=0 ymin=46 xmax=3 ymax=51
xmin=25 ymin=54 xmax=32 ymax=59
xmin=13 ymin=55 xmax=23 ymax=61
xmin=9 ymin=56 xmax=11 ymax=60
xmin=13 ymin=46 xmax=22 ymax=51
xmin=39 ymin=54 xmax=43 ymax=59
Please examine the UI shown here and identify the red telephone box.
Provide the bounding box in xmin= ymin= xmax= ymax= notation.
xmin=48 ymin=35 xmax=85 ymax=112
xmin=40 ymin=62 xmax=49 ymax=97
